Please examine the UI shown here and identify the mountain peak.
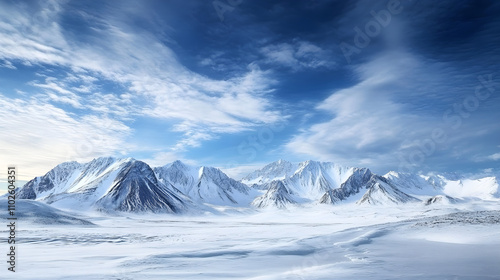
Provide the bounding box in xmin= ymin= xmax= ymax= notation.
xmin=358 ymin=176 xmax=420 ymax=205
xmin=268 ymin=180 xmax=288 ymax=192
xmin=14 ymin=157 xmax=500 ymax=212
xmin=94 ymin=160 xmax=186 ymax=213
xmin=90 ymin=156 xmax=118 ymax=164
xmin=297 ymin=159 xmax=319 ymax=170
xmin=54 ymin=160 xmax=81 ymax=169
xmin=266 ymin=159 xmax=293 ymax=167
xmin=275 ymin=159 xmax=290 ymax=165
xmin=252 ymin=180 xmax=296 ymax=208
xmin=241 ymin=160 xmax=296 ymax=185
xmin=154 ymin=162 xmax=254 ymax=206
xmin=172 ymin=159 xmax=185 ymax=166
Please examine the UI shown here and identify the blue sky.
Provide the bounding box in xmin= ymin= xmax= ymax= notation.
xmin=0 ymin=0 xmax=499 ymax=182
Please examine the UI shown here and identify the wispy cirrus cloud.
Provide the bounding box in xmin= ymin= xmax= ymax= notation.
xmin=286 ymin=50 xmax=500 ymax=173
xmin=0 ymin=94 xmax=132 ymax=180
xmin=0 ymin=0 xmax=498 ymax=180
xmin=475 ymin=153 xmax=500 ymax=162
xmin=260 ymin=40 xmax=335 ymax=71
xmin=286 ymin=52 xmax=422 ymax=168
xmin=0 ymin=0 xmax=284 ymax=176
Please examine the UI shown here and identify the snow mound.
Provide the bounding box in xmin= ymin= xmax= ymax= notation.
xmin=334 ymin=229 xmax=390 ymax=247
xmin=425 ymin=195 xmax=458 ymax=205
xmin=442 ymin=177 xmax=499 ymax=199
xmin=0 ymin=199 xmax=94 ymax=225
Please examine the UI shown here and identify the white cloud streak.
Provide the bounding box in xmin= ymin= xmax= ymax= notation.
xmin=260 ymin=40 xmax=335 ymax=71
xmin=487 ymin=153 xmax=500 ymax=161
xmin=0 ymin=94 xmax=132 ymax=180
xmin=285 ymin=51 xmax=463 ymax=171
xmin=0 ymin=1 xmax=284 ymax=177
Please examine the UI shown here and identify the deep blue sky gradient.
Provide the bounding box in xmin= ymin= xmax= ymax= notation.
xmin=0 ymin=0 xmax=499 ymax=179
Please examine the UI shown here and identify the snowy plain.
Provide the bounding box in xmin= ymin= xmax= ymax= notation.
xmin=2 ymin=199 xmax=500 ymax=280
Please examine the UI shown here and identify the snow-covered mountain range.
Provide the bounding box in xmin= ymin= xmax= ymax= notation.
xmin=243 ymin=160 xmax=499 ymax=207
xmin=154 ymin=160 xmax=258 ymax=205
xmin=18 ymin=158 xmax=188 ymax=213
xmin=15 ymin=157 xmax=500 ymax=212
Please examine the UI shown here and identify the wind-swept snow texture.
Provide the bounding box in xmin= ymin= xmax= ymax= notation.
xmin=0 ymin=199 xmax=93 ymax=225
xmin=4 ymin=202 xmax=500 ymax=279
xmin=7 ymin=157 xmax=500 ymax=279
